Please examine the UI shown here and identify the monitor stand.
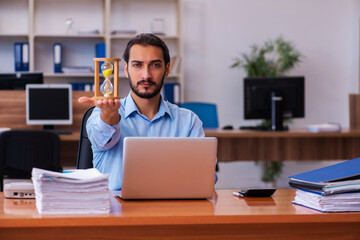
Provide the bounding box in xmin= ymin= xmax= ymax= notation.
xmin=269 ymin=91 xmax=287 ymax=131
xmin=43 ymin=125 xmax=72 ymax=135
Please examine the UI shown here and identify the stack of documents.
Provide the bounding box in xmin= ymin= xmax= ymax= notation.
xmin=62 ymin=66 xmax=93 ymax=73
xmin=31 ymin=168 xmax=110 ymax=214
xmin=293 ymin=190 xmax=360 ymax=212
xmin=289 ymin=157 xmax=360 ymax=212
xmin=306 ymin=122 xmax=341 ymax=133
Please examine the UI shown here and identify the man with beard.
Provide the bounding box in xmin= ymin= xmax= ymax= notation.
xmin=78 ymin=33 xmax=207 ymax=190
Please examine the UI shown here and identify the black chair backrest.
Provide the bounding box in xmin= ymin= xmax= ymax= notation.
xmin=0 ymin=130 xmax=61 ymax=191
xmin=76 ymin=106 xmax=95 ymax=169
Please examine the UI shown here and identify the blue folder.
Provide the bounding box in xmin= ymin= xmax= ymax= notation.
xmin=95 ymin=43 xmax=105 ymax=71
xmin=163 ymin=82 xmax=180 ymax=105
xmin=14 ymin=42 xmax=22 ymax=71
xmin=289 ymin=157 xmax=360 ymax=183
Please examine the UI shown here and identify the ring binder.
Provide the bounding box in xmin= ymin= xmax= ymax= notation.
xmin=14 ymin=42 xmax=22 ymax=72
xmin=163 ymin=82 xmax=180 ymax=105
xmin=53 ymin=43 xmax=62 ymax=73
xmin=22 ymin=42 xmax=29 ymax=71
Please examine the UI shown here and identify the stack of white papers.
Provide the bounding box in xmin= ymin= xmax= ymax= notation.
xmin=306 ymin=123 xmax=341 ymax=132
xmin=294 ymin=190 xmax=360 ymax=212
xmin=289 ymin=157 xmax=360 ymax=212
xmin=31 ymin=168 xmax=110 ymax=214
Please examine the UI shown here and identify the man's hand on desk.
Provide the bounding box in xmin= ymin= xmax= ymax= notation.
xmin=78 ymin=96 xmax=121 ymax=125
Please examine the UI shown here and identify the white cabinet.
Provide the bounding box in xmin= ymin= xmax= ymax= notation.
xmin=0 ymin=0 xmax=182 ymax=98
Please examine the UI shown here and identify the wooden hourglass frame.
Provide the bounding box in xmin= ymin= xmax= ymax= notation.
xmin=93 ymin=58 xmax=121 ymax=100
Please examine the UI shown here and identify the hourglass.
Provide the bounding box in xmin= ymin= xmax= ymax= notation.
xmin=100 ymin=61 xmax=113 ymax=97
xmin=93 ymin=58 xmax=121 ymax=100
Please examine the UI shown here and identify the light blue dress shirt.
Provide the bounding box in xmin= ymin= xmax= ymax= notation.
xmin=86 ymin=92 xmax=205 ymax=190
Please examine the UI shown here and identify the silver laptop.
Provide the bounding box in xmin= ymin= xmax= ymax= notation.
xmin=119 ymin=137 xmax=217 ymax=200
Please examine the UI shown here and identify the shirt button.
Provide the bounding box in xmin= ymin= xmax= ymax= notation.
xmin=110 ymin=128 xmax=115 ymax=132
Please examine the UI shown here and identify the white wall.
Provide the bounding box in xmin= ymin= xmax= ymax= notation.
xmin=182 ymin=0 xmax=360 ymax=128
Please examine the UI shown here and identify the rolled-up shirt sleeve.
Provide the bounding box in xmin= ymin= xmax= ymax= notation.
xmin=86 ymin=107 xmax=121 ymax=150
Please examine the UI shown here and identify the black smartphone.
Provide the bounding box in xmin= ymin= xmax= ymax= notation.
xmin=233 ymin=188 xmax=276 ymax=197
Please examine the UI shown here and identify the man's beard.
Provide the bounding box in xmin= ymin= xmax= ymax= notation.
xmin=129 ymin=72 xmax=165 ymax=99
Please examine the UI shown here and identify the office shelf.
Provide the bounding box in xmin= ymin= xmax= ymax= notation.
xmin=34 ymin=34 xmax=105 ymax=39
xmin=0 ymin=0 xmax=183 ymax=100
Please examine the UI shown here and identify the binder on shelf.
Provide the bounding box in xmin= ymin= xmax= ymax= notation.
xmin=84 ymin=83 xmax=93 ymax=92
xmin=53 ymin=43 xmax=62 ymax=73
xmin=95 ymin=43 xmax=105 ymax=71
xmin=22 ymin=42 xmax=29 ymax=71
xmin=70 ymin=82 xmax=80 ymax=91
xmin=14 ymin=42 xmax=22 ymax=72
xmin=163 ymin=82 xmax=180 ymax=105
xmin=70 ymin=82 xmax=94 ymax=91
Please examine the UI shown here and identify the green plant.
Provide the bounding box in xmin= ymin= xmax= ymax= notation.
xmin=261 ymin=161 xmax=284 ymax=186
xmin=231 ymin=36 xmax=302 ymax=184
xmin=231 ymin=36 xmax=302 ymax=77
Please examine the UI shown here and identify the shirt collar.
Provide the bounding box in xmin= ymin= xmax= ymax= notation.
xmin=124 ymin=92 xmax=139 ymax=118
xmin=124 ymin=92 xmax=173 ymax=120
xmin=156 ymin=96 xmax=173 ymax=120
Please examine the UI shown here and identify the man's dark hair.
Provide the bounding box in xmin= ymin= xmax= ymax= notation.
xmin=122 ymin=33 xmax=170 ymax=65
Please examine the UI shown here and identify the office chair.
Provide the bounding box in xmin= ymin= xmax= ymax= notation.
xmin=180 ymin=102 xmax=220 ymax=171
xmin=76 ymin=106 xmax=95 ymax=169
xmin=0 ymin=130 xmax=61 ymax=191
xmin=180 ymin=102 xmax=219 ymax=128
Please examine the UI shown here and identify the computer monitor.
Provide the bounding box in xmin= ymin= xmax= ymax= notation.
xmin=0 ymin=72 xmax=43 ymax=90
xmin=26 ymin=84 xmax=73 ymax=131
xmin=244 ymin=76 xmax=305 ymax=131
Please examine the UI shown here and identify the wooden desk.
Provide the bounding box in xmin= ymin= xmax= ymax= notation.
xmin=2 ymin=90 xmax=360 ymax=164
xmin=58 ymin=129 xmax=360 ymax=166
xmin=205 ymin=129 xmax=360 ymax=161
xmin=0 ymin=189 xmax=359 ymax=240
xmin=0 ymin=90 xmax=92 ymax=167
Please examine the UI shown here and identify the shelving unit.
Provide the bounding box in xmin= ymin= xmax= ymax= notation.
xmin=0 ymin=0 xmax=183 ymax=99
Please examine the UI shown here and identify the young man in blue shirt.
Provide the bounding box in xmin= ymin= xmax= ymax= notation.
xmin=79 ymin=33 xmax=209 ymax=190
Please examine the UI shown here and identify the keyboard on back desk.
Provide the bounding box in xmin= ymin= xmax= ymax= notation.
xmin=239 ymin=126 xmax=268 ymax=131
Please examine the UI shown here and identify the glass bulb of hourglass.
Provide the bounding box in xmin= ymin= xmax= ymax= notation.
xmin=100 ymin=78 xmax=113 ymax=97
xmin=100 ymin=61 xmax=114 ymax=97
